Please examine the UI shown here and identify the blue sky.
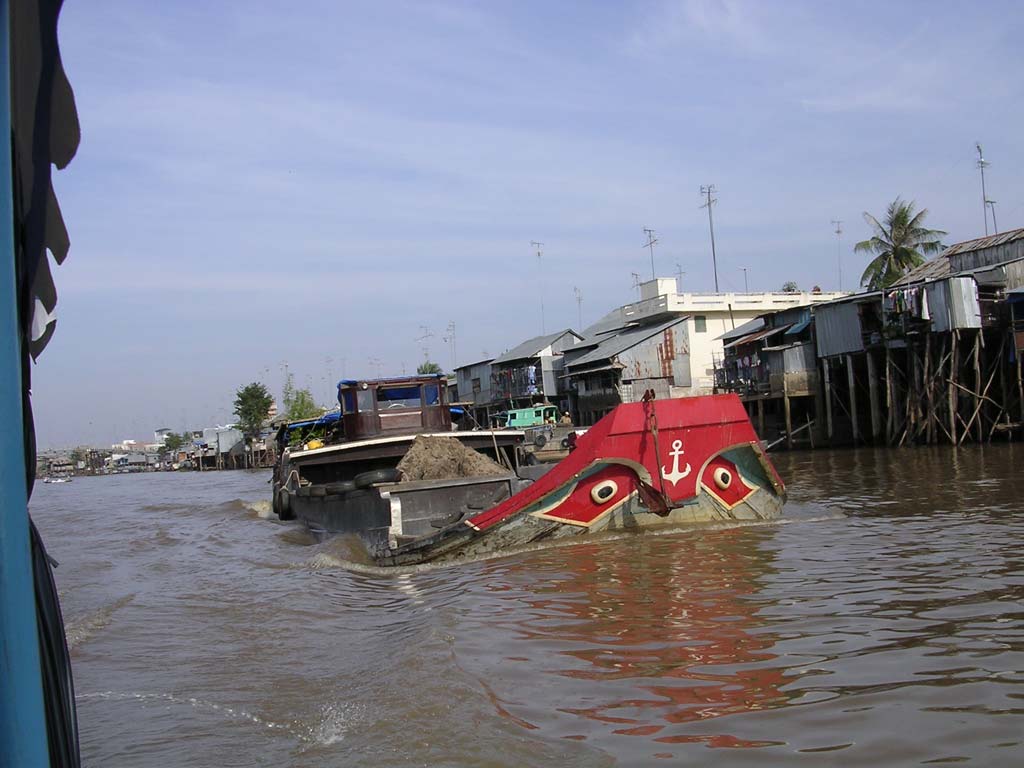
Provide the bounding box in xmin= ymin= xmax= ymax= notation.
xmin=37 ymin=0 xmax=1024 ymax=447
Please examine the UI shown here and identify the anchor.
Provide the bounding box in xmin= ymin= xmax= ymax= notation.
xmin=661 ymin=439 xmax=691 ymax=486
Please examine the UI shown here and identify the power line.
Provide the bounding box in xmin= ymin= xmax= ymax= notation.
xmin=642 ymin=227 xmax=658 ymax=280
xmin=700 ymin=185 xmax=720 ymax=292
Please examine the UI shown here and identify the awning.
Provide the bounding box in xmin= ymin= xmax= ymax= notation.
xmin=559 ymin=362 xmax=622 ymax=378
xmin=785 ymin=319 xmax=811 ymax=336
xmin=723 ymin=324 xmax=791 ymax=349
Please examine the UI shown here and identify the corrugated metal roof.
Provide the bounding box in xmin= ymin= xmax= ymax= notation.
xmin=893 ymin=256 xmax=951 ymax=286
xmin=564 ymin=316 xmax=687 ymax=370
xmin=453 ymin=357 xmax=493 ymax=371
xmin=492 ymin=329 xmax=580 ymax=364
xmin=941 ymin=227 xmax=1024 ymax=257
xmin=717 ymin=317 xmax=764 ymax=342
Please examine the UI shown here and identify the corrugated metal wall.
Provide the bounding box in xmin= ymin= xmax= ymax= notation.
xmin=618 ymin=321 xmax=691 ymax=387
xmin=926 ymin=282 xmax=951 ymax=332
xmin=783 ymin=342 xmax=816 ymax=371
xmin=949 ymin=240 xmax=1024 ymax=273
xmin=814 ymin=301 xmax=863 ymax=357
xmin=948 ymin=277 xmax=982 ymax=328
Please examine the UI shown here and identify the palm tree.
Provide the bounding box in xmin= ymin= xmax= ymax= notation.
xmin=855 ymin=198 xmax=946 ymax=290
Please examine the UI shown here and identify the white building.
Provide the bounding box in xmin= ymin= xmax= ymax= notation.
xmin=564 ymin=278 xmax=847 ymax=424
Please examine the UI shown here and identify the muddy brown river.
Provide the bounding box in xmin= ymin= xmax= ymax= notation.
xmin=31 ymin=445 xmax=1024 ymax=766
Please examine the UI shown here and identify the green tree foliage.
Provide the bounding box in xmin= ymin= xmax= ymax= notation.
xmin=417 ymin=361 xmax=443 ymax=374
xmin=163 ymin=432 xmax=186 ymax=453
xmin=856 ymin=198 xmax=946 ymax=290
xmin=282 ymin=373 xmax=323 ymax=421
xmin=780 ymin=281 xmax=799 ymax=293
xmin=233 ymin=382 xmax=273 ymax=437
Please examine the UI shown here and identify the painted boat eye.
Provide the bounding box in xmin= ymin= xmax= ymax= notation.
xmin=591 ymin=480 xmax=618 ymax=504
xmin=713 ymin=467 xmax=732 ymax=490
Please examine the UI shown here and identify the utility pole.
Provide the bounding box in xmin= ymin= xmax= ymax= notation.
xmin=642 ymin=227 xmax=658 ymax=281
xmin=740 ymin=267 xmax=749 ymax=293
xmin=443 ymin=320 xmax=457 ymax=370
xmin=367 ymin=356 xmax=382 ymax=378
xmin=675 ymin=262 xmax=685 ymax=294
xmin=976 ymin=143 xmax=990 ymax=236
xmin=987 ymin=200 xmax=999 ymax=234
xmin=531 ymin=241 xmax=545 ymax=334
xmin=831 ymin=219 xmax=843 ymax=291
xmin=700 ymin=185 xmax=720 ymax=292
xmin=631 ymin=272 xmax=642 ymax=301
xmin=573 ymin=287 xmax=583 ymax=330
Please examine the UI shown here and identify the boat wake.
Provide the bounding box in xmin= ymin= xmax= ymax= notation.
xmin=242 ymin=499 xmax=273 ymax=519
xmin=75 ymin=691 xmax=359 ymax=747
xmin=306 ymin=511 xmax=849 ymax=576
xmin=65 ymin=594 xmax=135 ymax=651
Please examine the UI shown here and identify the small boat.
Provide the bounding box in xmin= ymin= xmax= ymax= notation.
xmin=273 ymin=380 xmax=786 ymax=567
xmin=42 ymin=476 xmax=72 ymax=484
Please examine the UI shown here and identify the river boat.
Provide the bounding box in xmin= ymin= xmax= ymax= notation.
xmin=273 ymin=381 xmax=786 ymax=567
xmin=272 ymin=374 xmax=526 ymax=538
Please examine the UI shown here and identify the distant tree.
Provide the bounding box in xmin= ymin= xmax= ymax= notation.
xmin=417 ymin=361 xmax=443 ymax=374
xmin=233 ymin=382 xmax=273 ymax=438
xmin=780 ymin=281 xmax=799 ymax=293
xmin=855 ymin=198 xmax=946 ymax=290
xmin=163 ymin=432 xmax=186 ymax=453
xmin=69 ymin=448 xmax=85 ymax=464
xmin=282 ymin=373 xmax=323 ymax=421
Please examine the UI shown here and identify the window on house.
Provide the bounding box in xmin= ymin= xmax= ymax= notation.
xmin=694 ymin=315 xmax=707 ymax=333
xmin=471 ymin=377 xmax=481 ymax=394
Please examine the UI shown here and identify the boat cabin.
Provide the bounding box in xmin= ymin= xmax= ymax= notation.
xmin=496 ymin=405 xmax=559 ymax=428
xmin=338 ymin=375 xmax=451 ymax=440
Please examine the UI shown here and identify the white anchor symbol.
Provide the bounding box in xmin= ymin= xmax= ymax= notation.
xmin=661 ymin=439 xmax=691 ymax=486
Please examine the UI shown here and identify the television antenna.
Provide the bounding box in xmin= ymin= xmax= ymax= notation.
xmin=642 ymin=227 xmax=658 ymax=280
xmin=415 ymin=325 xmax=433 ymax=362
xmin=700 ymin=185 xmax=720 ymax=292
xmin=831 ymin=219 xmax=843 ymax=290
xmin=531 ymin=241 xmax=545 ymax=334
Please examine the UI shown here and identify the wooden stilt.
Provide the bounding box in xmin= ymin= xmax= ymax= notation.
xmin=846 ymin=353 xmax=859 ymax=443
xmin=784 ymin=392 xmax=793 ymax=450
xmin=973 ymin=330 xmax=983 ymax=443
xmin=757 ymin=397 xmax=765 ymax=438
xmin=867 ymin=350 xmax=882 ymax=441
xmin=885 ymin=346 xmax=894 ymax=444
xmin=948 ymin=331 xmax=958 ymax=445
xmin=1018 ymin=348 xmax=1023 ymax=428
xmin=922 ymin=335 xmax=932 ymax=443
xmin=823 ymin=358 xmax=834 ymax=442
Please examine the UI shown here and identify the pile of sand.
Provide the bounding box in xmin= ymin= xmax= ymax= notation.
xmin=397 ymin=435 xmax=508 ymax=482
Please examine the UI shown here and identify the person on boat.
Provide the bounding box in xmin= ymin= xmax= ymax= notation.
xmin=559 ymin=411 xmax=572 ymax=426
